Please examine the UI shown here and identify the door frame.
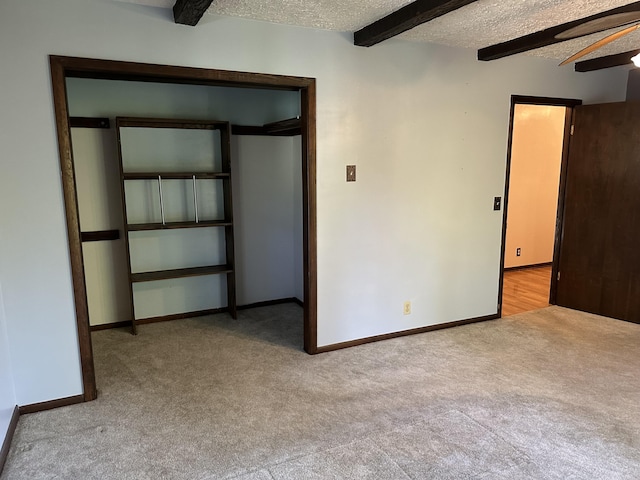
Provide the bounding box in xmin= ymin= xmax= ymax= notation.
xmin=49 ymin=55 xmax=318 ymax=402
xmin=498 ymin=95 xmax=582 ymax=317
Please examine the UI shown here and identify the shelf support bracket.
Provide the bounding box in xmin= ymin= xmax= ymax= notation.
xmin=193 ymin=175 xmax=199 ymax=223
xmin=158 ymin=175 xmax=166 ymax=225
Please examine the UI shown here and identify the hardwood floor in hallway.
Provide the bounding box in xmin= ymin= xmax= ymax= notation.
xmin=502 ymin=265 xmax=552 ymax=317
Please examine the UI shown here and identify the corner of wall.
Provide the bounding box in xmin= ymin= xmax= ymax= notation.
xmin=0 ymin=280 xmax=18 ymax=468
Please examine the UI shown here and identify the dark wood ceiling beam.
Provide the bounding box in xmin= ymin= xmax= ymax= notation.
xmin=173 ymin=0 xmax=214 ymax=26
xmin=575 ymin=49 xmax=640 ymax=72
xmin=354 ymin=0 xmax=479 ymax=47
xmin=478 ymin=2 xmax=640 ymax=61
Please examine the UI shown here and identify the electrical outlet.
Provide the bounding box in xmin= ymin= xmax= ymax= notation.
xmin=516 ymin=247 xmax=521 ymax=257
xmin=403 ymin=301 xmax=411 ymax=315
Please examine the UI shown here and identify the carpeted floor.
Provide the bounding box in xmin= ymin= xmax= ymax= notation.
xmin=3 ymin=304 xmax=640 ymax=479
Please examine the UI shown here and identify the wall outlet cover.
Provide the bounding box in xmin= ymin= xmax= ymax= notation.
xmin=403 ymin=301 xmax=411 ymax=315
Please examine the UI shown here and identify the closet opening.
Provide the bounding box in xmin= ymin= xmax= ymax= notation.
xmin=50 ymin=56 xmax=317 ymax=402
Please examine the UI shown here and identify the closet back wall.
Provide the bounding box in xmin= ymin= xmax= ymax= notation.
xmin=67 ymin=78 xmax=303 ymax=325
xmin=232 ymin=135 xmax=303 ymax=306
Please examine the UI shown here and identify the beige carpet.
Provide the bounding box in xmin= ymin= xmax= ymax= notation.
xmin=3 ymin=304 xmax=640 ymax=479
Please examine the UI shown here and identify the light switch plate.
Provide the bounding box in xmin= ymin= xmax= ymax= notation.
xmin=347 ymin=165 xmax=356 ymax=182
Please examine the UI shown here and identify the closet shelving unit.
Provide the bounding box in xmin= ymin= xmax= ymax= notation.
xmin=116 ymin=117 xmax=237 ymax=334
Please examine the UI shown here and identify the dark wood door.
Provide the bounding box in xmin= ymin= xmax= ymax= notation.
xmin=556 ymin=102 xmax=640 ymax=323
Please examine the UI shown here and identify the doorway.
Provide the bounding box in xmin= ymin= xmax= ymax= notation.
xmin=50 ymin=56 xmax=318 ymax=402
xmin=498 ymin=96 xmax=581 ymax=317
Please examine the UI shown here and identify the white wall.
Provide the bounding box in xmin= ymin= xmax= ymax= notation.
xmin=505 ymin=105 xmax=565 ymax=268
xmin=0 ymin=279 xmax=17 ymax=448
xmin=72 ymin=127 xmax=132 ymax=326
xmin=66 ymin=78 xmax=299 ymax=124
xmin=0 ymin=0 xmax=629 ymax=404
xmin=232 ymin=136 xmax=303 ymax=305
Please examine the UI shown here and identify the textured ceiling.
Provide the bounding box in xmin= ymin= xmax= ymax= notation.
xmin=111 ymin=0 xmax=640 ymax=62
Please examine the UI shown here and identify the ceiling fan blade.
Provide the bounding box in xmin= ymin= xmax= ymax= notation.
xmin=559 ymin=23 xmax=640 ymax=66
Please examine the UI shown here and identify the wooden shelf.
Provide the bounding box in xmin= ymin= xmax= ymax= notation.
xmin=81 ymin=229 xmax=120 ymax=242
xmin=117 ymin=117 xmax=229 ymax=130
xmin=131 ymin=264 xmax=233 ymax=283
xmin=264 ymin=117 xmax=301 ymax=135
xmin=127 ymin=220 xmax=232 ymax=231
xmin=232 ymin=117 xmax=301 ymax=137
xmin=123 ymin=172 xmax=229 ymax=180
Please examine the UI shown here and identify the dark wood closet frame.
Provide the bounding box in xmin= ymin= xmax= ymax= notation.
xmin=497 ymin=95 xmax=582 ymax=317
xmin=49 ymin=55 xmax=318 ymax=402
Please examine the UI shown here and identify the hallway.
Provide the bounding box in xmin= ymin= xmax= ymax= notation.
xmin=502 ymin=265 xmax=552 ymax=317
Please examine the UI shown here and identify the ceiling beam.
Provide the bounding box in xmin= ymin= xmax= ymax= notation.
xmin=575 ymin=49 xmax=640 ymax=72
xmin=354 ymin=0 xmax=479 ymax=47
xmin=478 ymin=2 xmax=640 ymax=61
xmin=173 ymin=0 xmax=214 ymax=26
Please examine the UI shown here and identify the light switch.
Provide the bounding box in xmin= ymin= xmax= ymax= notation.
xmin=347 ymin=165 xmax=356 ymax=182
xmin=493 ymin=197 xmax=501 ymax=211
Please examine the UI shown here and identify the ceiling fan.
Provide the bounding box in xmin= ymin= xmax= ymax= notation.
xmin=559 ymin=12 xmax=640 ymax=66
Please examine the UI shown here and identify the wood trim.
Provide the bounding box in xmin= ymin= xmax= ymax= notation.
xmin=231 ymin=118 xmax=302 ymax=137
xmin=130 ymin=264 xmax=233 ymax=283
xmin=550 ymin=107 xmax=576 ymax=306
xmin=575 ymin=49 xmax=640 ymax=72
xmin=231 ymin=125 xmax=269 ymax=136
xmin=499 ymin=96 xmax=582 ymax=315
xmin=90 ymin=321 xmax=131 ymax=332
xmin=220 ymin=123 xmax=237 ymax=320
xmin=504 ymin=262 xmax=552 ymax=272
xmin=0 ymin=406 xmax=19 ymax=476
xmin=69 ymin=117 xmax=110 ymax=129
xmin=231 ymin=127 xmax=301 ymax=137
xmin=114 ymin=117 xmax=137 ymax=335
xmin=127 ymin=220 xmax=232 ymax=231
xmin=18 ymin=395 xmax=84 ymax=415
xmin=49 ymin=57 xmax=98 ymax=402
xmin=90 ymin=300 xmax=306 ymax=330
xmin=237 ymin=297 xmax=300 ymax=310
xmin=52 ymin=56 xmax=313 ymax=90
xmin=123 ymin=172 xmax=229 ymax=180
xmin=478 ymin=3 xmax=640 ymax=61
xmin=263 ymin=117 xmax=301 ymax=135
xmin=354 ymin=0 xmax=479 ymax=47
xmin=80 ymin=230 xmax=120 ymax=242
xmin=302 ymin=80 xmax=318 ymax=354
xmin=497 ymin=99 xmax=518 ymax=318
xmin=173 ymin=0 xmax=214 ymax=26
xmin=90 ymin=307 xmax=229 ymax=331
xmin=510 ymin=95 xmax=582 ymax=107
xmin=117 ymin=116 xmax=227 ymax=129
xmin=50 ymin=55 xmax=318 ymax=402
xmin=315 ymin=314 xmax=499 ymax=353
xmin=136 ymin=308 xmax=227 ymax=326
